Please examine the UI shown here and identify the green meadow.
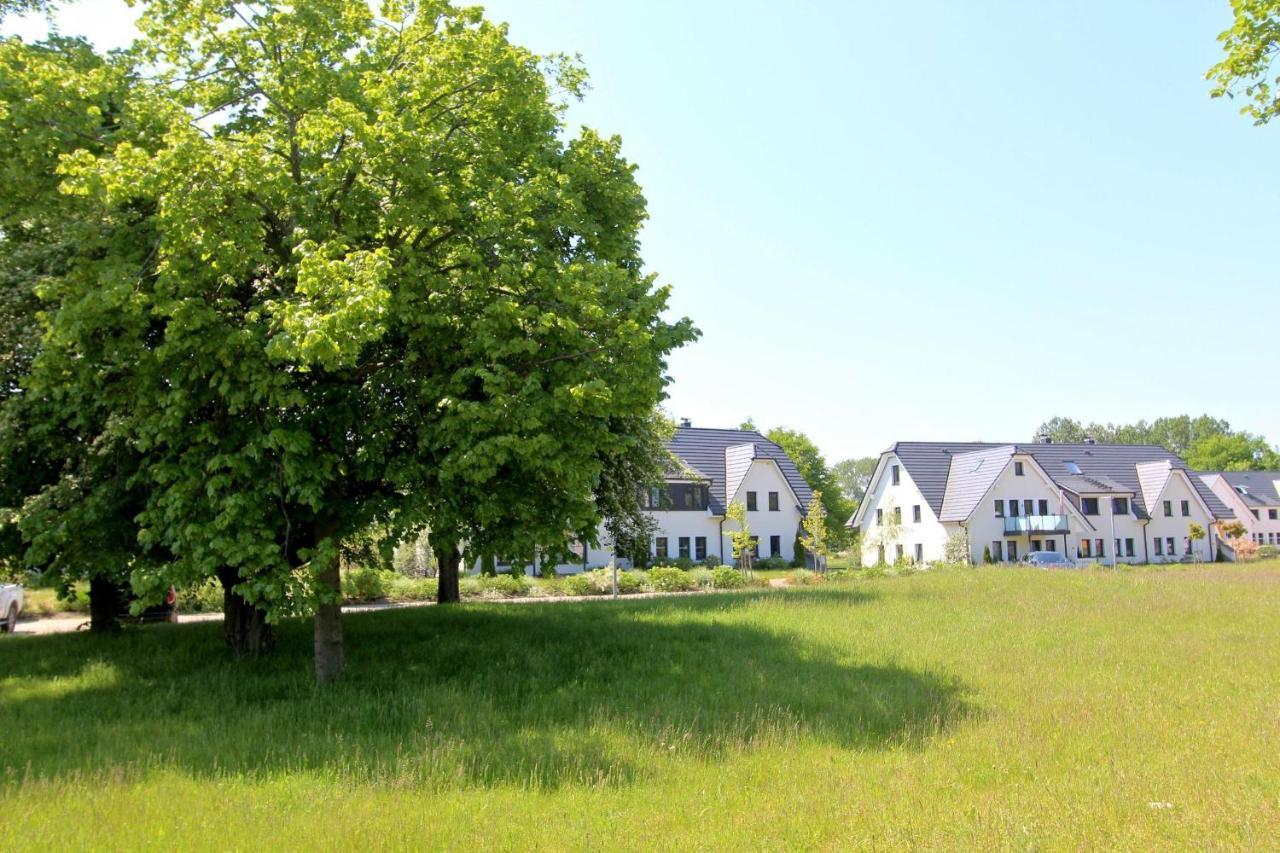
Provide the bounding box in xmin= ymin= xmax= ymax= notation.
xmin=3 ymin=562 xmax=1278 ymax=850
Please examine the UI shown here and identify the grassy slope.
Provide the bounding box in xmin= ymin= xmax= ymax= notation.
xmin=3 ymin=563 xmax=1279 ymax=850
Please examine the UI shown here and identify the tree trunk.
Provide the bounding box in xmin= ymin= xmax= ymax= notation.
xmin=313 ymin=532 xmax=344 ymax=682
xmin=437 ymin=543 xmax=461 ymax=604
xmin=88 ymin=575 xmax=123 ymax=633
xmin=217 ymin=567 xmax=275 ymax=657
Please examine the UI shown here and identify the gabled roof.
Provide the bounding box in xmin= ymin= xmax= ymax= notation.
xmin=883 ymin=440 xmax=1232 ymax=521
xmin=666 ymin=427 xmax=813 ymax=514
xmin=1202 ymin=470 xmax=1280 ymax=507
xmin=938 ymin=445 xmax=1015 ymax=522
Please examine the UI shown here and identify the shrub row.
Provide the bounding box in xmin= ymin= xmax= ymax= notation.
xmin=334 ymin=566 xmax=752 ymax=602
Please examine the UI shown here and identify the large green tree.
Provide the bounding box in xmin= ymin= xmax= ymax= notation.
xmin=763 ymin=426 xmax=854 ymax=550
xmin=1033 ymin=415 xmax=1278 ymax=470
xmin=3 ymin=0 xmax=694 ymax=680
xmin=1209 ymin=0 xmax=1280 ymax=124
xmin=0 ymin=33 xmax=168 ymax=631
xmin=832 ymin=456 xmax=878 ymax=506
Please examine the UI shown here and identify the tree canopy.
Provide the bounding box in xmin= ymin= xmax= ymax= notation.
xmin=1208 ymin=0 xmax=1280 ymax=125
xmin=0 ymin=0 xmax=695 ymax=678
xmin=1033 ymin=415 xmax=1279 ymax=470
xmin=762 ymin=426 xmax=854 ymax=549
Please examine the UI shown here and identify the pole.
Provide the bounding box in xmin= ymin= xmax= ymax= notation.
xmin=611 ymin=560 xmax=618 ymax=599
xmin=1109 ymin=495 xmax=1117 ymax=569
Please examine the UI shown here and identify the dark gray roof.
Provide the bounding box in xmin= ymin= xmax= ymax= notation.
xmin=666 ymin=427 xmax=813 ymax=514
xmin=887 ymin=441 xmax=1232 ymax=520
xmin=1205 ymin=471 xmax=1280 ymax=507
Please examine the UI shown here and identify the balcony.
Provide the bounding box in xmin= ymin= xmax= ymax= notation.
xmin=1003 ymin=515 xmax=1070 ymax=535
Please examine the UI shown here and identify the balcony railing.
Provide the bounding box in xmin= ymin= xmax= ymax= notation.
xmin=1003 ymin=514 xmax=1070 ymax=535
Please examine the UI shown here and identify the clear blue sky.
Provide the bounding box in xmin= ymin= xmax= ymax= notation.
xmin=6 ymin=1 xmax=1279 ymax=462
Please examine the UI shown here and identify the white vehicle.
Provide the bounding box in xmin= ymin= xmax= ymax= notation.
xmin=1 ymin=583 xmax=22 ymax=633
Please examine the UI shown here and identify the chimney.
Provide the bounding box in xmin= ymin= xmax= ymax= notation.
xmin=1083 ymin=435 xmax=1096 ymax=445
xmin=679 ymin=417 xmax=692 ymax=428
xmin=1037 ymin=433 xmax=1052 ymax=444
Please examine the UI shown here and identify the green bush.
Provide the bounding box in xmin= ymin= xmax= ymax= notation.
xmin=648 ymin=567 xmax=695 ymax=592
xmin=701 ymin=554 xmax=721 ymax=568
xmin=175 ymin=579 xmax=223 ymax=613
xmin=563 ymin=572 xmax=604 ymax=596
xmin=459 ymin=576 xmax=482 ymax=597
xmin=671 ymin=556 xmax=695 ymax=570
xmin=790 ymin=568 xmax=820 ymax=586
xmin=342 ymin=567 xmax=391 ymax=601
xmin=825 ymin=569 xmax=856 ymax=581
xmin=757 ymin=556 xmax=789 ymax=570
xmin=711 ymin=567 xmax=746 ymax=589
xmin=530 ymin=577 xmax=566 ymax=597
xmin=562 ymin=568 xmax=647 ymax=596
xmin=1258 ymin=545 xmax=1278 ymax=559
xmin=385 ymin=575 xmax=437 ymax=601
xmin=477 ymin=573 xmax=531 ymax=598
xmin=688 ymin=568 xmax=714 ymax=589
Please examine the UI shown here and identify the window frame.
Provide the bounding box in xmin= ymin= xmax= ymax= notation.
xmin=769 ymin=534 xmax=781 ymax=557
xmin=746 ymin=491 xmax=758 ymax=512
xmin=767 ymin=491 xmax=779 ymax=512
xmin=891 ymin=464 xmax=900 ymax=485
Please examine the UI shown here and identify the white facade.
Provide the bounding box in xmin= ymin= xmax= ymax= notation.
xmin=475 ymin=427 xmax=812 ymax=575
xmin=856 ymin=453 xmax=949 ymax=566
xmin=853 ymin=442 xmax=1226 ymax=567
xmin=1201 ymin=473 xmax=1280 ymax=548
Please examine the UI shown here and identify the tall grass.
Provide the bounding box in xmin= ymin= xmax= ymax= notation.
xmin=3 ymin=562 xmax=1278 ymax=849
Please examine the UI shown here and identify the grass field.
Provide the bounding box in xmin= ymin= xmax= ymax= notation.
xmin=3 ymin=562 xmax=1279 ymax=849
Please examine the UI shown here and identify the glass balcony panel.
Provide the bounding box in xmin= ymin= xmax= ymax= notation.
xmin=1003 ymin=514 xmax=1070 ymax=535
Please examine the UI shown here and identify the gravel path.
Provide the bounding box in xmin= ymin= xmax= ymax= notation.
xmin=7 ymin=589 xmax=723 ymax=637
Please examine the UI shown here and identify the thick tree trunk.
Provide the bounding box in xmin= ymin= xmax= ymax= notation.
xmin=313 ymin=535 xmax=344 ymax=682
xmin=217 ymin=567 xmax=275 ymax=657
xmin=437 ymin=543 xmax=461 ymax=604
xmin=88 ymin=576 xmax=123 ymax=633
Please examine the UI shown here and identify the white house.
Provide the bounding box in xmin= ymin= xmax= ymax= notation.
xmin=1199 ymin=471 xmax=1280 ymax=547
xmin=850 ymin=439 xmax=1233 ymax=566
xmin=486 ymin=424 xmax=813 ymax=574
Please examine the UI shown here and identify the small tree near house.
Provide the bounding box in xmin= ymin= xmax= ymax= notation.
xmin=1188 ymin=522 xmax=1206 ymax=560
xmin=726 ymin=500 xmax=755 ymax=576
xmin=1218 ymin=520 xmax=1246 ymax=540
xmin=800 ymin=490 xmax=830 ymax=572
xmin=868 ymin=500 xmax=902 ymax=564
xmin=944 ymin=529 xmax=971 ymax=565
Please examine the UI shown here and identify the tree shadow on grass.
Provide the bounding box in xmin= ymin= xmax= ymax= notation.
xmin=0 ymin=589 xmax=976 ymax=790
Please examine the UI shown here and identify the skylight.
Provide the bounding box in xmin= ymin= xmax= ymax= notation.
xmin=1235 ymin=486 xmax=1248 ymax=495
xmin=1064 ymin=461 xmax=1082 ymax=475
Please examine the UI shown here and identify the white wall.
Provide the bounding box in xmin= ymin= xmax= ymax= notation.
xmin=858 ymin=454 xmax=949 ymax=565
xmin=1145 ymin=471 xmax=1216 ymax=562
xmin=1204 ymin=476 xmax=1280 ymax=547
xmin=724 ymin=458 xmax=806 ymax=563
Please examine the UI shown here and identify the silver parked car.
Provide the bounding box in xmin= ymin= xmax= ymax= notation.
xmin=1023 ymin=551 xmax=1076 ymax=569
